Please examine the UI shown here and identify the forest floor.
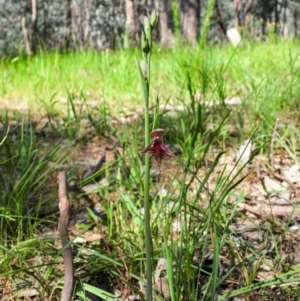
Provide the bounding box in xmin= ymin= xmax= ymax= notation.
xmin=1 ymin=41 xmax=300 ymax=300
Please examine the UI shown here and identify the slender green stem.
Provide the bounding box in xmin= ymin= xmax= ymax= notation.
xmin=143 ymin=51 xmax=152 ymax=300
xmin=144 ymin=116 xmax=152 ymax=300
xmin=136 ymin=11 xmax=158 ymax=300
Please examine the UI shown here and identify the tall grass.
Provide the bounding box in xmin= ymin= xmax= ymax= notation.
xmin=0 ymin=118 xmax=65 ymax=241
xmin=1 ymin=41 xmax=300 ymax=114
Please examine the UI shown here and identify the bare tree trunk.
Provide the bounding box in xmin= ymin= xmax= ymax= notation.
xmin=73 ymin=0 xmax=84 ymax=50
xmin=110 ymin=0 xmax=116 ymax=49
xmin=157 ymin=0 xmax=174 ymax=45
xmin=22 ymin=0 xmax=31 ymax=55
xmin=234 ymin=0 xmax=242 ymax=28
xmin=83 ymin=0 xmax=90 ymax=47
xmin=244 ymin=0 xmax=253 ymax=26
xmin=66 ymin=0 xmax=72 ymax=50
xmin=179 ymin=0 xmax=200 ymax=43
xmin=291 ymin=1 xmax=297 ymax=37
xmin=274 ymin=0 xmax=279 ymax=35
xmin=215 ymin=0 xmax=227 ymax=35
xmin=281 ymin=0 xmax=288 ymax=37
xmin=125 ymin=0 xmax=136 ymax=46
xmin=42 ymin=1 xmax=48 ymax=46
xmin=31 ymin=0 xmax=37 ymax=53
xmin=261 ymin=1 xmax=267 ymax=37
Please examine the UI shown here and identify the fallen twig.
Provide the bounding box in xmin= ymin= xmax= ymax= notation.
xmin=258 ymin=160 xmax=299 ymax=196
xmin=57 ymin=171 xmax=74 ymax=301
xmin=237 ymin=202 xmax=300 ymax=221
xmin=272 ymin=172 xmax=299 ymax=195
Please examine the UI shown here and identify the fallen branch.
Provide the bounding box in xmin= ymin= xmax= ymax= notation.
xmin=273 ymin=172 xmax=299 ymax=195
xmin=57 ymin=171 xmax=74 ymax=301
xmin=258 ymin=160 xmax=299 ymax=196
xmin=237 ymin=202 xmax=300 ymax=221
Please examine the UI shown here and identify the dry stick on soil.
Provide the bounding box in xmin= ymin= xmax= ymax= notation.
xmin=258 ymin=163 xmax=299 ymax=197
xmin=57 ymin=171 xmax=74 ymax=301
xmin=237 ymin=202 xmax=300 ymax=221
xmin=272 ymin=172 xmax=299 ymax=195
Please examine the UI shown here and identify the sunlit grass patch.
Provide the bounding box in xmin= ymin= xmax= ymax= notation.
xmin=0 ymin=40 xmax=300 ymax=114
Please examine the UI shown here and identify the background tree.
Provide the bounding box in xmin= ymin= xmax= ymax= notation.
xmin=21 ymin=0 xmax=31 ymax=55
xmin=179 ymin=0 xmax=200 ymax=43
xmin=156 ymin=0 xmax=174 ymax=45
xmin=291 ymin=1 xmax=298 ymax=37
xmin=2 ymin=0 xmax=300 ymax=55
xmin=65 ymin=0 xmax=72 ymax=50
xmin=235 ymin=0 xmax=242 ymax=28
xmin=31 ymin=0 xmax=38 ymax=53
xmin=125 ymin=0 xmax=137 ymax=46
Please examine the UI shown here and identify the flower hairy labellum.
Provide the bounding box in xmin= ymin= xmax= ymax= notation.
xmin=141 ymin=129 xmax=175 ymax=172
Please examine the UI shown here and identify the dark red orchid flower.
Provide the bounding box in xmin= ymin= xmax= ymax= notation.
xmin=141 ymin=128 xmax=175 ymax=172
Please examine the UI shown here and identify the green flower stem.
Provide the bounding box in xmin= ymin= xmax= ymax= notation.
xmin=136 ymin=11 xmax=158 ymax=301
xmin=144 ymin=126 xmax=152 ymax=301
xmin=143 ymin=52 xmax=152 ymax=301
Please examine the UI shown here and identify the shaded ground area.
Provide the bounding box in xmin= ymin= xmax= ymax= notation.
xmin=1 ymin=99 xmax=300 ymax=301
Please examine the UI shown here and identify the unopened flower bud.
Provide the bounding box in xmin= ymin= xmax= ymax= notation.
xmin=144 ymin=17 xmax=152 ymax=49
xmin=141 ymin=30 xmax=150 ymax=54
xmin=140 ymin=59 xmax=148 ymax=79
xmin=150 ymin=10 xmax=158 ymax=28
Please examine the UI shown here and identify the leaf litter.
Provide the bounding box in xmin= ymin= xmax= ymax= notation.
xmin=1 ymin=106 xmax=300 ymax=300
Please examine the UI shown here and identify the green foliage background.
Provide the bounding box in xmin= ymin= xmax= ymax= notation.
xmin=0 ymin=0 xmax=300 ymax=55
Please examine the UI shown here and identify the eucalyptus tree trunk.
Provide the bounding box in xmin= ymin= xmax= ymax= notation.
xmin=157 ymin=0 xmax=174 ymax=45
xmin=31 ymin=0 xmax=37 ymax=53
xmin=244 ymin=0 xmax=254 ymax=26
xmin=179 ymin=0 xmax=200 ymax=43
xmin=66 ymin=0 xmax=72 ymax=50
xmin=235 ymin=0 xmax=242 ymax=28
xmin=21 ymin=0 xmax=31 ymax=54
xmin=125 ymin=0 xmax=137 ymax=46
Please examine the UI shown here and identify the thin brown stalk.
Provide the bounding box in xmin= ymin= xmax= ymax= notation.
xmin=57 ymin=171 xmax=74 ymax=301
